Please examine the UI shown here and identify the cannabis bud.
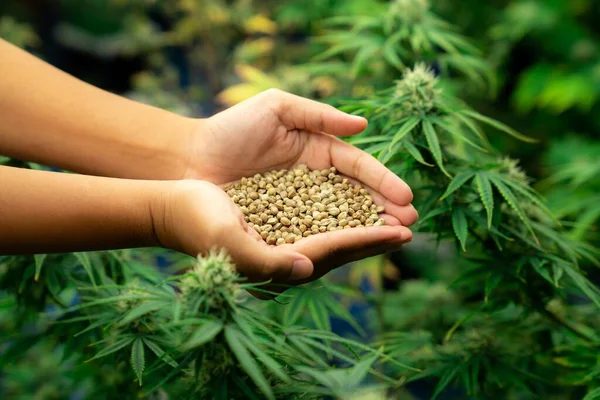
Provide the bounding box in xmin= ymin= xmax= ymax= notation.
xmin=393 ymin=63 xmax=441 ymax=118
xmin=389 ymin=0 xmax=430 ymax=23
xmin=500 ymin=157 xmax=530 ymax=185
xmin=179 ymin=249 xmax=240 ymax=309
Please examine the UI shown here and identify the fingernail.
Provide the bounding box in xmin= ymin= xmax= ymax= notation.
xmin=402 ymin=228 xmax=413 ymax=243
xmin=348 ymin=114 xmax=367 ymax=122
xmin=291 ymin=259 xmax=313 ymax=281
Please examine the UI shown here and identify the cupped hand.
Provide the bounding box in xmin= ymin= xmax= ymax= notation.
xmin=186 ymin=88 xmax=418 ymax=229
xmin=153 ymin=180 xmax=413 ymax=287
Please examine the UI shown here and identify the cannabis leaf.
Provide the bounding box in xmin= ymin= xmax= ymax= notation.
xmin=131 ymin=338 xmax=145 ymax=385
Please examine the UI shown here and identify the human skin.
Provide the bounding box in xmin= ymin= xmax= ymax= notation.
xmin=0 ymin=38 xmax=418 ymax=285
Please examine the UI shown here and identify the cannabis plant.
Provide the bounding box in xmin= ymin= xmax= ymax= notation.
xmin=3 ymin=1 xmax=600 ymax=399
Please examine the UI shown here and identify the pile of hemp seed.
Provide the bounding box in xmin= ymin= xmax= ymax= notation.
xmin=224 ymin=165 xmax=385 ymax=246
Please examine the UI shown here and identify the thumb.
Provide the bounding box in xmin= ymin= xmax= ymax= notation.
xmin=224 ymin=228 xmax=314 ymax=282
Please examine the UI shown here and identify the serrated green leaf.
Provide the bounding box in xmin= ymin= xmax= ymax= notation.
xmin=34 ymin=254 xmax=47 ymax=281
xmin=181 ymin=319 xmax=223 ymax=351
xmin=461 ymin=109 xmax=537 ymax=143
xmin=307 ymin=298 xmax=331 ymax=332
xmin=87 ymin=336 xmax=134 ymax=362
xmin=351 ymin=45 xmax=379 ymax=78
xmin=440 ymin=171 xmax=475 ymax=200
xmin=283 ymin=291 xmax=306 ymax=327
xmin=225 ymin=325 xmax=274 ymax=400
xmin=322 ymin=295 xmax=366 ymax=337
xmin=452 ymin=208 xmax=468 ymax=251
xmin=131 ymin=338 xmax=145 ymax=385
xmin=237 ymin=331 xmax=289 ymax=383
xmin=431 ymin=116 xmax=488 ymax=153
xmin=347 ymin=353 xmax=379 ymax=385
xmin=388 ymin=118 xmax=420 ymax=153
xmin=474 ymin=173 xmax=494 ymax=228
xmin=484 ymin=275 xmax=502 ymax=302
xmin=383 ymin=39 xmax=404 ymax=70
xmin=496 ymin=174 xmax=554 ymax=218
xmin=562 ymin=262 xmax=600 ymax=309
xmin=45 ymin=269 xmax=62 ymax=298
xmin=491 ymin=179 xmax=538 ymax=243
xmin=531 ymin=258 xmax=553 ymax=286
xmin=118 ymin=302 xmax=161 ymax=326
xmin=583 ymin=387 xmax=600 ymax=400
xmin=422 ymin=120 xmax=450 ymax=177
xmin=143 ymin=339 xmax=177 ymax=368
xmin=288 ymin=336 xmax=328 ymax=367
xmin=432 ymin=367 xmax=459 ymax=400
xmin=73 ymin=252 xmax=97 ymax=288
xmin=404 ymin=142 xmax=434 ymax=166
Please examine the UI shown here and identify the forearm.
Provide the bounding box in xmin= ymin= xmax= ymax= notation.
xmin=0 ymin=166 xmax=166 ymax=255
xmin=0 ymin=39 xmax=196 ymax=180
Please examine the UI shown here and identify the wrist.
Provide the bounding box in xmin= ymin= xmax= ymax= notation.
xmin=180 ymin=118 xmax=211 ymax=180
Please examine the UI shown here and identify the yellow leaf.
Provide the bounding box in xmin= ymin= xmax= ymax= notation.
xmin=234 ymin=38 xmax=275 ymax=62
xmin=235 ymin=64 xmax=281 ymax=88
xmin=217 ymin=84 xmax=265 ymax=106
xmin=244 ymin=14 xmax=277 ymax=35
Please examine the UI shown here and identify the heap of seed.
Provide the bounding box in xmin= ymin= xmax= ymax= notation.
xmin=223 ymin=165 xmax=385 ymax=246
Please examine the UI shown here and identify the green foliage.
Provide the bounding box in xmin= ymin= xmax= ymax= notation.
xmin=2 ymin=0 xmax=600 ymax=399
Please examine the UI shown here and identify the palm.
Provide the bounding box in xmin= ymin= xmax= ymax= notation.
xmin=174 ymin=89 xmax=420 ymax=289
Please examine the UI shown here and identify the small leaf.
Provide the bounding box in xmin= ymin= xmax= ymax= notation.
xmin=118 ymin=302 xmax=161 ymax=326
xmin=583 ymin=387 xmax=600 ymax=400
xmin=388 ymin=118 xmax=421 ymax=153
xmin=283 ymin=291 xmax=306 ymax=327
xmin=461 ymin=109 xmax=537 ymax=143
xmin=34 ymin=254 xmax=47 ymax=281
xmin=383 ymin=39 xmax=405 ymax=70
xmin=347 ymin=353 xmax=379 ymax=384
xmin=237 ymin=331 xmax=289 ymax=383
xmin=484 ymin=275 xmax=502 ymax=302
xmin=351 ymin=45 xmax=379 ymax=78
xmin=404 ymin=142 xmax=434 ymax=166
xmin=87 ymin=336 xmax=134 ymax=362
xmin=422 ymin=120 xmax=450 ymax=177
xmin=452 ymin=208 xmax=468 ymax=251
xmin=432 ymin=367 xmax=459 ymax=400
xmin=73 ymin=252 xmax=97 ymax=288
xmin=225 ymin=325 xmax=274 ymax=400
xmin=474 ymin=173 xmax=494 ymax=228
xmin=307 ymin=298 xmax=331 ymax=332
xmin=131 ymin=338 xmax=145 ymax=385
xmin=431 ymin=116 xmax=488 ymax=152
xmin=143 ymin=339 xmax=177 ymax=368
xmin=181 ymin=320 xmax=223 ymax=351
xmin=531 ymin=258 xmax=554 ymax=286
xmin=491 ymin=179 xmax=538 ymax=243
xmin=440 ymin=171 xmax=475 ymax=200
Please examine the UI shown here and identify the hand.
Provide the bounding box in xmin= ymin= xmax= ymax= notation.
xmin=152 ymin=180 xmax=413 ymax=287
xmin=186 ymin=89 xmax=418 ymax=229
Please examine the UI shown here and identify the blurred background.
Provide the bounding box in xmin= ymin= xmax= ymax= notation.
xmin=2 ymin=0 xmax=598 ymax=219
xmin=1 ymin=0 xmax=599 ymax=399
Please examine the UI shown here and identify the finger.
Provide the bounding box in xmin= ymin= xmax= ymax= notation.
xmin=289 ymin=225 xmax=412 ymax=266
xmin=222 ymin=226 xmax=314 ymax=282
xmin=380 ymin=213 xmax=401 ymax=226
xmin=328 ymin=136 xmax=414 ymax=206
xmin=271 ymin=90 xmax=368 ymax=136
xmin=290 ymin=241 xmax=407 ymax=285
